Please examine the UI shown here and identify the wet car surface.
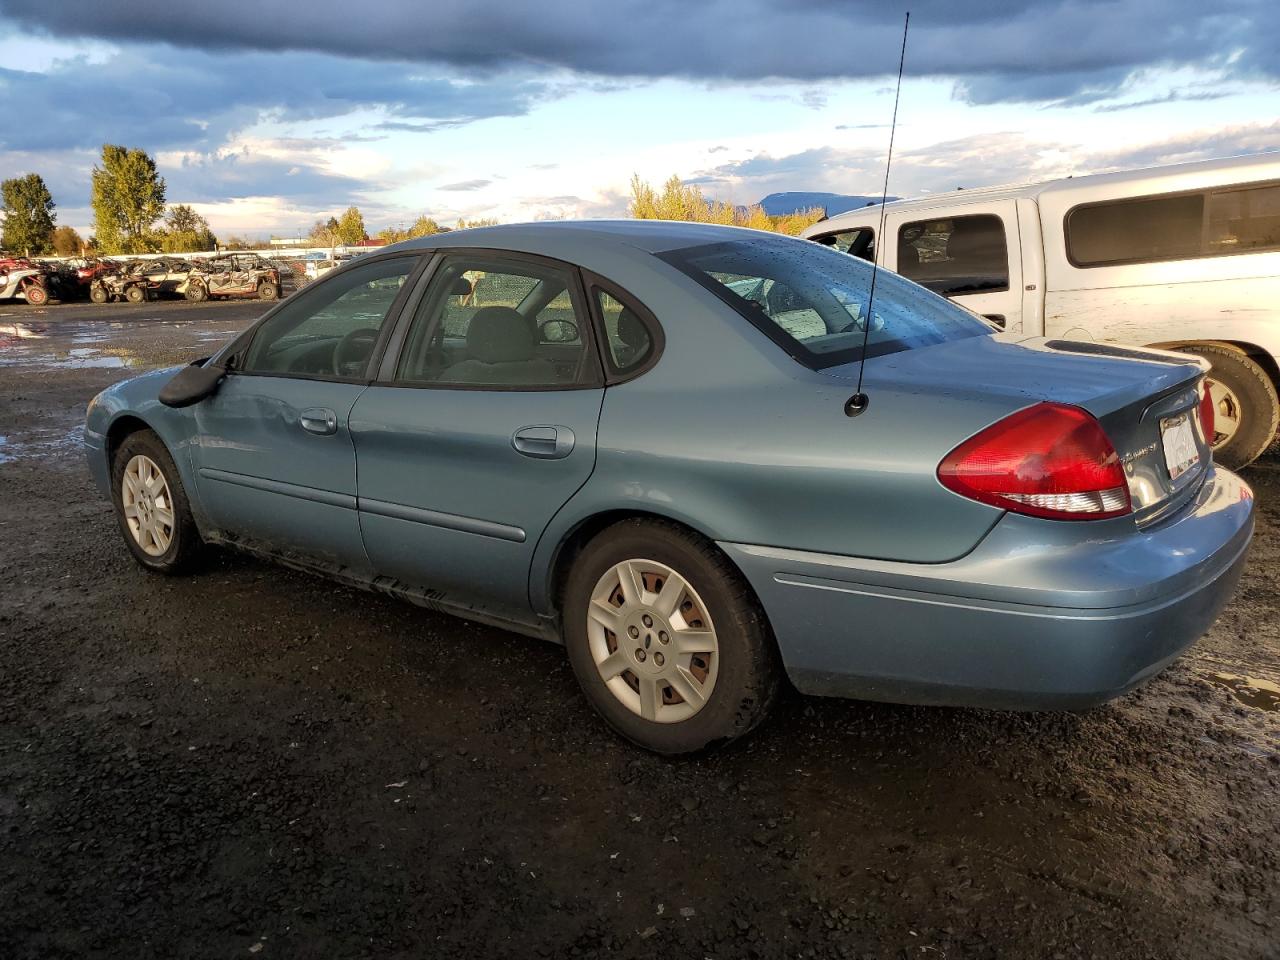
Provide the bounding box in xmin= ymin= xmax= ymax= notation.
xmin=1 ymin=299 xmax=1278 ymax=958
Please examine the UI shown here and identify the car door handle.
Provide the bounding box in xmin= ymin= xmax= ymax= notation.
xmin=512 ymin=425 xmax=575 ymax=459
xmin=299 ymin=407 xmax=338 ymax=436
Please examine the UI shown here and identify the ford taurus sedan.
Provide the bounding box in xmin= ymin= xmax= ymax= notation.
xmin=84 ymin=221 xmax=1255 ymax=754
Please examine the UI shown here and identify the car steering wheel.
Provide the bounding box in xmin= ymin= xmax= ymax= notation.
xmin=332 ymin=327 xmax=380 ymax=377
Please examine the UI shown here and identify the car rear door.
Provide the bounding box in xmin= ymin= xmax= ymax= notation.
xmin=885 ymin=201 xmax=1024 ymax=331
xmin=350 ymin=251 xmax=605 ymax=627
xmin=191 ymin=253 xmax=423 ymax=571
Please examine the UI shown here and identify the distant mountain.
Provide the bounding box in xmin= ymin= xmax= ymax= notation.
xmin=756 ymin=192 xmax=897 ymax=217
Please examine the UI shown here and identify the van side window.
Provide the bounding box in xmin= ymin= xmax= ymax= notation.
xmin=813 ymin=227 xmax=875 ymax=262
xmin=1067 ymin=181 xmax=1280 ymax=267
xmin=896 ymin=215 xmax=1009 ymax=296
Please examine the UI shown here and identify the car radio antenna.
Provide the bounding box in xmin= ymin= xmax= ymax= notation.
xmin=846 ymin=10 xmax=909 ymax=418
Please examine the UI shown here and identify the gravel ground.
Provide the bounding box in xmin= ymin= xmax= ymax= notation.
xmin=1 ymin=300 xmax=1278 ymax=959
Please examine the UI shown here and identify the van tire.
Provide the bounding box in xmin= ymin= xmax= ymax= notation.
xmin=1178 ymin=344 xmax=1279 ymax=470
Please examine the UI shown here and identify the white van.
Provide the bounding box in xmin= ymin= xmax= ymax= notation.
xmin=803 ymin=153 xmax=1280 ymax=468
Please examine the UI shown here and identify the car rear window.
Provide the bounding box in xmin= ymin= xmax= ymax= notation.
xmin=658 ymin=237 xmax=992 ymax=369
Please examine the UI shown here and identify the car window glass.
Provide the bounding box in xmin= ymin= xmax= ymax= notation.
xmin=896 ymin=214 xmax=1009 ymax=296
xmin=396 ymin=256 xmax=590 ymax=388
xmin=241 ymin=256 xmax=414 ymax=377
xmin=814 ymin=227 xmax=875 ymax=262
xmin=660 ymin=237 xmax=990 ymax=369
xmin=595 ymin=289 xmax=653 ymax=373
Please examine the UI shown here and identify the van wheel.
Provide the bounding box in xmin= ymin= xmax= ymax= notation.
xmin=1179 ymin=344 xmax=1279 ymax=469
xmin=562 ymin=519 xmax=781 ymax=754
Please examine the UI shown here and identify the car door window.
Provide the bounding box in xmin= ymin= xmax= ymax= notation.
xmin=396 ymin=256 xmax=595 ymax=387
xmin=241 ymin=256 xmax=416 ymax=378
xmin=897 ymin=214 xmax=1009 ymax=296
xmin=814 ymin=227 xmax=875 ymax=262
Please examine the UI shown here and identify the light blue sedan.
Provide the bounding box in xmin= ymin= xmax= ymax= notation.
xmin=84 ymin=221 xmax=1255 ymax=753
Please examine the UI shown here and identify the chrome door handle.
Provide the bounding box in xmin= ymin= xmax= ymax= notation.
xmin=300 ymin=407 xmax=338 ymax=436
xmin=512 ymin=425 xmax=575 ymax=459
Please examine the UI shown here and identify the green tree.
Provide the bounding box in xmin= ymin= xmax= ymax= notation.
xmin=160 ymin=204 xmax=217 ymax=252
xmin=455 ymin=216 xmax=499 ymax=230
xmin=90 ymin=145 xmax=167 ymax=254
xmin=0 ymin=173 xmax=56 ymax=255
xmin=336 ymin=206 xmax=366 ymax=245
xmin=51 ymin=225 xmax=84 ymax=256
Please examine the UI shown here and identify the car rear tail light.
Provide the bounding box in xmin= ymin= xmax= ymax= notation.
xmin=938 ymin=402 xmax=1131 ymax=520
xmin=1198 ymin=378 xmax=1215 ymax=445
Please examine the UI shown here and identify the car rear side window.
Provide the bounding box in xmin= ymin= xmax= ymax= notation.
xmin=896 ymin=214 xmax=1009 ymax=296
xmin=659 ymin=237 xmax=991 ymax=370
xmin=1066 ymin=180 xmax=1280 ymax=266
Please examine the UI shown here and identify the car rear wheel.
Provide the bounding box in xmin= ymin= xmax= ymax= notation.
xmin=184 ymin=283 xmax=207 ymax=302
xmin=111 ymin=430 xmax=204 ymax=574
xmin=1178 ymin=344 xmax=1279 ymax=469
xmin=23 ymin=282 xmax=48 ymax=306
xmin=563 ymin=519 xmax=780 ymax=754
xmin=125 ymin=285 xmax=146 ymax=304
xmin=257 ymin=281 xmax=279 ymax=301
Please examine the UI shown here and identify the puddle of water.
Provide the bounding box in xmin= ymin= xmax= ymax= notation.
xmin=1208 ymin=672 xmax=1280 ymax=712
xmin=0 ymin=426 xmax=84 ymax=467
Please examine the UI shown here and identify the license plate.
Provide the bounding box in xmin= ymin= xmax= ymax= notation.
xmin=1161 ymin=413 xmax=1199 ymax=481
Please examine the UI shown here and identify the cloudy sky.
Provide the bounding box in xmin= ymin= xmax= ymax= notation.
xmin=0 ymin=0 xmax=1277 ymax=240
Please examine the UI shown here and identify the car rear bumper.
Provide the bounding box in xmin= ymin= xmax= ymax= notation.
xmin=720 ymin=467 xmax=1255 ymax=710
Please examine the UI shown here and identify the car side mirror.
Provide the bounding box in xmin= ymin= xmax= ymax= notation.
xmin=539 ymin=319 xmax=579 ymax=343
xmin=159 ymin=359 xmax=227 ymax=407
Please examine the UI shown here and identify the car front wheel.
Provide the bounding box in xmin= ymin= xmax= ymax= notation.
xmin=111 ymin=430 xmax=204 ymax=574
xmin=563 ymin=519 xmax=780 ymax=754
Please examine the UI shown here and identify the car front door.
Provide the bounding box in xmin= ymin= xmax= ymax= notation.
xmin=886 ymin=203 xmax=1024 ymax=331
xmin=191 ymin=253 xmax=422 ymax=572
xmin=350 ymin=252 xmax=605 ymax=628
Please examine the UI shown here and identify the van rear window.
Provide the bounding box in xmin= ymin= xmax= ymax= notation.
xmin=1067 ymin=181 xmax=1280 ymax=267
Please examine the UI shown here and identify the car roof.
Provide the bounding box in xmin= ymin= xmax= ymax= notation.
xmin=386 ymin=219 xmax=788 ymax=257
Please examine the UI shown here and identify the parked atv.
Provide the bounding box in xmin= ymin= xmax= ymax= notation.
xmin=0 ymin=257 xmax=53 ymax=306
xmin=180 ymin=254 xmax=281 ymax=302
xmin=90 ymin=264 xmax=151 ymax=304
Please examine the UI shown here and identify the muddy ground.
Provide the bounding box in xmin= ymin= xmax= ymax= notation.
xmin=1 ymin=299 xmax=1278 ymax=959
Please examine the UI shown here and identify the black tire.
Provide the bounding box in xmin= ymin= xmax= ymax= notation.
xmin=89 ymin=283 xmax=109 ymax=304
xmin=110 ymin=429 xmax=205 ymax=574
xmin=184 ymin=283 xmax=207 ymax=302
xmin=125 ymin=285 xmax=146 ymax=304
xmin=1178 ymin=344 xmax=1280 ymax=470
xmin=257 ymin=281 xmax=279 ymax=301
xmin=562 ymin=519 xmax=781 ymax=754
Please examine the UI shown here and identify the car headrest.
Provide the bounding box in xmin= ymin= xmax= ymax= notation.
xmin=616 ymin=308 xmax=649 ymax=351
xmin=451 ymin=276 xmax=473 ymax=297
xmin=467 ymin=306 xmax=535 ymax=364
